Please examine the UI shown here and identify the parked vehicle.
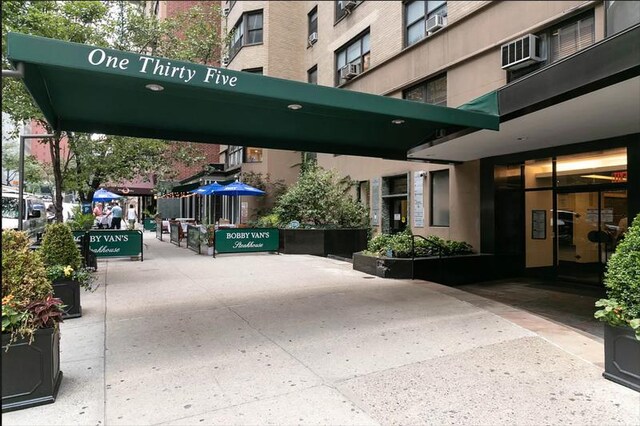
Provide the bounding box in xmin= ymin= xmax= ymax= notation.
xmin=1 ymin=186 xmax=47 ymax=242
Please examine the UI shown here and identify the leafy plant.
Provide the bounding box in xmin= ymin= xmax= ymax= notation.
xmin=39 ymin=223 xmax=82 ymax=270
xmin=255 ymin=213 xmax=280 ymax=228
xmin=205 ymin=225 xmax=216 ymax=247
xmin=46 ymin=264 xmax=96 ymax=291
xmin=366 ymin=230 xmax=473 ymax=258
xmin=273 ymin=164 xmax=368 ymax=228
xmin=66 ymin=205 xmax=94 ymax=231
xmin=1 ymin=230 xmax=63 ymax=343
xmin=595 ymin=214 xmax=640 ymax=339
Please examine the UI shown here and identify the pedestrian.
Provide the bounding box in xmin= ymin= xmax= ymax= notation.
xmin=100 ymin=205 xmax=112 ymax=229
xmin=127 ymin=204 xmax=138 ymax=229
xmin=93 ymin=202 xmax=103 ymax=217
xmin=110 ymin=202 xmax=123 ymax=229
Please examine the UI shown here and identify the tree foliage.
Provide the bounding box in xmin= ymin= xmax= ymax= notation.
xmin=273 ymin=164 xmax=368 ymax=228
xmin=1 ymin=0 xmax=226 ymax=212
xmin=2 ymin=140 xmax=46 ymax=187
xmin=595 ymin=213 xmax=640 ymax=339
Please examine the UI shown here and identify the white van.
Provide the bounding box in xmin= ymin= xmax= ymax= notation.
xmin=2 ymin=187 xmax=47 ymax=242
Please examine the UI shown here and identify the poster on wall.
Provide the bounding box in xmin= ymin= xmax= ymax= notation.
xmin=413 ymin=171 xmax=425 ymax=228
xmin=532 ymin=210 xmax=546 ymax=240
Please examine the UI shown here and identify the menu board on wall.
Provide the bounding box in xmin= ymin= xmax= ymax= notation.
xmin=532 ymin=210 xmax=546 ymax=240
xmin=413 ymin=171 xmax=425 ymax=228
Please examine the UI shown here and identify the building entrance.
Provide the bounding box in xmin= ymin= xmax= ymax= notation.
xmin=556 ymin=189 xmax=627 ymax=285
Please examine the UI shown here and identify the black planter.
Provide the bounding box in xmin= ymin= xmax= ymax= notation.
xmin=52 ymin=279 xmax=82 ymax=319
xmin=1 ymin=328 xmax=63 ymax=412
xmin=603 ymin=323 xmax=640 ymax=392
xmin=279 ymin=229 xmax=367 ymax=258
xmin=353 ymin=252 xmax=497 ymax=284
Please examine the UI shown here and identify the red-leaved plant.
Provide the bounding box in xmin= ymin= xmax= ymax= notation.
xmin=26 ymin=295 xmax=65 ymax=329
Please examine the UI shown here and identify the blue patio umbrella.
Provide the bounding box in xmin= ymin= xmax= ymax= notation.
xmin=92 ymin=188 xmax=121 ymax=202
xmin=190 ymin=181 xmax=225 ymax=195
xmin=217 ymin=181 xmax=265 ymax=225
xmin=216 ymin=181 xmax=265 ymax=196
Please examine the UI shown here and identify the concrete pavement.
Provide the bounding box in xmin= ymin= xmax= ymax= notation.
xmin=3 ymin=232 xmax=639 ymax=425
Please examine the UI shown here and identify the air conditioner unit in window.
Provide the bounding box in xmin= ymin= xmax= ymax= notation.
xmin=222 ymin=56 xmax=230 ymax=67
xmin=426 ymin=14 xmax=445 ymax=34
xmin=223 ymin=7 xmax=230 ymax=17
xmin=501 ymin=34 xmax=544 ymax=70
xmin=342 ymin=1 xmax=357 ymax=13
xmin=308 ymin=32 xmax=318 ymax=46
xmin=340 ymin=62 xmax=361 ymax=80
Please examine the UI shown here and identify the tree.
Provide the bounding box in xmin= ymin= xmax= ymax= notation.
xmin=2 ymin=140 xmax=46 ymax=188
xmin=273 ymin=164 xmax=368 ymax=228
xmin=2 ymin=1 xmax=227 ymax=217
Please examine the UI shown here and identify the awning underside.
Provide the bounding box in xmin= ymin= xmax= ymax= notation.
xmin=8 ymin=33 xmax=499 ymax=161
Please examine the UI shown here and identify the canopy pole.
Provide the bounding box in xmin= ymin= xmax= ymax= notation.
xmin=2 ymin=62 xmax=24 ymax=79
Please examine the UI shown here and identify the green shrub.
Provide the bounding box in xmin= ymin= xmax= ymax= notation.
xmin=273 ymin=164 xmax=368 ymax=228
xmin=2 ymin=230 xmax=53 ymax=306
xmin=255 ymin=213 xmax=280 ymax=228
xmin=39 ymin=223 xmax=82 ymax=270
xmin=2 ymin=230 xmax=63 ymax=342
xmin=366 ymin=230 xmax=473 ymax=258
xmin=66 ymin=205 xmax=95 ymax=231
xmin=595 ymin=213 xmax=640 ymax=339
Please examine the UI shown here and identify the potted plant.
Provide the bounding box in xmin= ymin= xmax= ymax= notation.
xmin=595 ymin=213 xmax=640 ymax=392
xmin=2 ymin=230 xmax=64 ymax=412
xmin=39 ymin=223 xmax=90 ymax=319
xmin=205 ymin=224 xmax=216 ymax=255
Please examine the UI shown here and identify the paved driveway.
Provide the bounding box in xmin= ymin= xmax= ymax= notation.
xmin=4 ymin=234 xmax=639 ymax=425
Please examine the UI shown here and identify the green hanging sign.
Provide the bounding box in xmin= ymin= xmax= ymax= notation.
xmin=72 ymin=230 xmax=143 ymax=260
xmin=214 ymin=228 xmax=279 ymax=254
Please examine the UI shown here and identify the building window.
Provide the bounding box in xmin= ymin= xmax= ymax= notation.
xmin=228 ymin=10 xmax=263 ymax=60
xmin=308 ymin=65 xmax=318 ymax=84
xmin=245 ymin=148 xmax=263 ymax=163
xmin=335 ymin=30 xmax=370 ymax=85
xmin=228 ymin=1 xmax=237 ymax=12
xmin=242 ymin=67 xmax=263 ymax=74
xmin=227 ymin=145 xmax=243 ymax=169
xmin=606 ymin=1 xmax=640 ymax=36
xmin=403 ymin=74 xmax=447 ymax=106
xmin=335 ymin=1 xmax=364 ymax=22
xmin=549 ymin=13 xmax=594 ymax=63
xmin=404 ymin=1 xmax=448 ymax=47
xmin=430 ymin=169 xmax=449 ymax=226
xmin=308 ymin=7 xmax=318 ymax=45
xmin=507 ymin=10 xmax=595 ymax=83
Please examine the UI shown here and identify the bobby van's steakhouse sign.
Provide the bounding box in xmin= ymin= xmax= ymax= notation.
xmin=215 ymin=228 xmax=279 ymax=254
xmin=87 ymin=48 xmax=238 ymax=87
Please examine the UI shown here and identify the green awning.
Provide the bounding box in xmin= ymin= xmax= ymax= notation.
xmin=7 ymin=32 xmax=499 ymax=160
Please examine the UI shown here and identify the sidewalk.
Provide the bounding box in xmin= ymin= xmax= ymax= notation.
xmin=3 ymin=233 xmax=638 ymax=425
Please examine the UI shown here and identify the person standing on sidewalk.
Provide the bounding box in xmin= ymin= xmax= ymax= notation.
xmin=110 ymin=202 xmax=123 ymax=229
xmin=127 ymin=204 xmax=138 ymax=229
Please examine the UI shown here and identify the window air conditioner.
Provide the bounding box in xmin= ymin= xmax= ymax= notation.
xmin=340 ymin=62 xmax=361 ymax=80
xmin=308 ymin=32 xmax=318 ymax=46
xmin=342 ymin=1 xmax=357 ymax=12
xmin=501 ymin=34 xmax=544 ymax=70
xmin=426 ymin=14 xmax=445 ymax=34
xmin=222 ymin=56 xmax=230 ymax=67
xmin=223 ymin=7 xmax=230 ymax=17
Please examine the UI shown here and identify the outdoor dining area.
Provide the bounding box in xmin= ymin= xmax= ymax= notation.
xmin=155 ymin=180 xmax=278 ymax=257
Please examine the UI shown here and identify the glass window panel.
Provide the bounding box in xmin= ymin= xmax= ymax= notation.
xmin=404 ymin=85 xmax=425 ymax=102
xmin=362 ymin=52 xmax=371 ymax=71
xmin=427 ymin=0 xmax=446 ymax=14
xmin=337 ymin=51 xmax=346 ymax=69
xmin=362 ymin=33 xmax=370 ymax=53
xmin=406 ymin=1 xmax=425 ymax=24
xmin=524 ymin=158 xmax=552 ymax=189
xmin=347 ymin=42 xmax=361 ymax=63
xmin=247 ymin=13 xmax=263 ymax=30
xmin=556 ymin=147 xmax=627 ymax=186
xmin=407 ymin=21 xmax=425 ymax=46
xmin=308 ymin=66 xmax=318 ymax=84
xmin=426 ymin=75 xmax=447 ymax=106
xmin=245 ymin=148 xmax=263 ymax=163
xmin=247 ymin=29 xmax=262 ymax=44
xmin=431 ymin=170 xmax=449 ymax=226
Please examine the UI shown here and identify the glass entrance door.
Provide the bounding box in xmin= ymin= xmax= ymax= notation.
xmin=556 ymin=190 xmax=627 ymax=285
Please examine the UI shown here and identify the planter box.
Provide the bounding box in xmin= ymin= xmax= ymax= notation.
xmin=280 ymin=229 xmax=367 ymax=258
xmin=52 ymin=279 xmax=82 ymax=319
xmin=353 ymin=252 xmax=496 ymax=284
xmin=1 ymin=328 xmax=63 ymax=412
xmin=603 ymin=323 xmax=640 ymax=392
